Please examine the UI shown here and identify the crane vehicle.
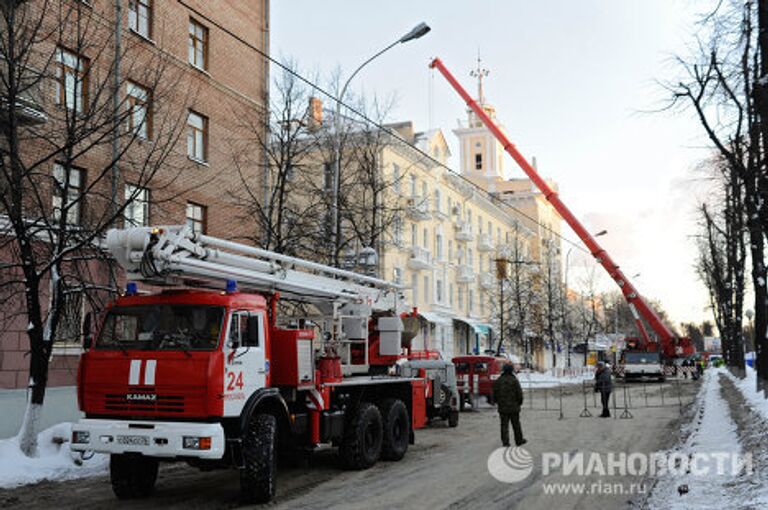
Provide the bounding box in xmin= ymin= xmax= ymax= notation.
xmin=71 ymin=225 xmax=433 ymax=503
xmin=429 ymin=57 xmax=694 ymax=361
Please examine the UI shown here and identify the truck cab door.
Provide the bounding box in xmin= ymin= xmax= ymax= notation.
xmin=223 ymin=310 xmax=267 ymax=416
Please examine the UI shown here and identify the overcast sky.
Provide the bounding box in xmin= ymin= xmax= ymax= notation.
xmin=271 ymin=0 xmax=718 ymax=326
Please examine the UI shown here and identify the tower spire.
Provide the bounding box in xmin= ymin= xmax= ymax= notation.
xmin=469 ymin=50 xmax=489 ymax=104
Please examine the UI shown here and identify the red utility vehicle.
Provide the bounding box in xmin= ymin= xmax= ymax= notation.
xmin=71 ymin=226 xmax=431 ymax=503
xmin=452 ymin=355 xmax=508 ymax=409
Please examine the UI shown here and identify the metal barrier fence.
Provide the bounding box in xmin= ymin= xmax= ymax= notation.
xmin=461 ymin=374 xmax=694 ymax=419
xmin=578 ymin=378 xmax=687 ymax=420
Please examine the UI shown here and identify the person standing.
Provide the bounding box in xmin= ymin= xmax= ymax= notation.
xmin=492 ymin=364 xmax=526 ymax=447
xmin=594 ymin=361 xmax=613 ymax=418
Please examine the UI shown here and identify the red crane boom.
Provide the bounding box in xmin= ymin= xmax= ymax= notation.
xmin=429 ymin=57 xmax=693 ymax=358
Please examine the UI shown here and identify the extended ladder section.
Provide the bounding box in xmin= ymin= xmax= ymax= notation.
xmin=429 ymin=57 xmax=692 ymax=358
xmin=106 ymin=226 xmax=405 ymax=374
xmin=106 ymin=225 xmax=400 ymax=310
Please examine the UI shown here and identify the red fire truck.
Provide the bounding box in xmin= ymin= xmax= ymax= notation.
xmin=71 ymin=226 xmax=432 ymax=503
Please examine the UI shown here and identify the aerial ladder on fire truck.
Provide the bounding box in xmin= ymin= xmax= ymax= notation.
xmin=429 ymin=57 xmax=694 ymax=359
xmin=106 ymin=225 xmax=409 ymax=374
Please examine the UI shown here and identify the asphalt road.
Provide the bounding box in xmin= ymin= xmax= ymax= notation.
xmin=0 ymin=378 xmax=701 ymax=510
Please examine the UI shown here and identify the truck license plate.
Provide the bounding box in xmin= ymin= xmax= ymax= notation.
xmin=117 ymin=435 xmax=149 ymax=446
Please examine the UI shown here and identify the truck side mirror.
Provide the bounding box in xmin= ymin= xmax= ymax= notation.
xmin=82 ymin=312 xmax=93 ymax=350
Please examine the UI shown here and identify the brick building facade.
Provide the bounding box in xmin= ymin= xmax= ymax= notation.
xmin=0 ymin=0 xmax=270 ymax=389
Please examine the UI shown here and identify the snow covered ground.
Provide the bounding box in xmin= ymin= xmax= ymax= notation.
xmin=645 ymin=368 xmax=761 ymax=509
xmin=723 ymin=366 xmax=768 ymax=420
xmin=0 ymin=422 xmax=107 ymax=489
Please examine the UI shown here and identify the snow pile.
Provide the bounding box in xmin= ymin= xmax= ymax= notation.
xmin=517 ymin=369 xmax=594 ymax=388
xmin=723 ymin=366 xmax=768 ymax=420
xmin=0 ymin=422 xmax=108 ymax=489
xmin=645 ymin=369 xmax=749 ymax=509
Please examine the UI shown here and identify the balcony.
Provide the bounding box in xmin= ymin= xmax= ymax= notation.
xmin=455 ymin=264 xmax=474 ymax=283
xmin=477 ymin=233 xmax=494 ymax=252
xmin=454 ymin=220 xmax=474 ymax=242
xmin=479 ymin=272 xmax=496 ymax=289
xmin=0 ymin=94 xmax=47 ymax=127
xmin=408 ymin=246 xmax=432 ymax=270
xmin=406 ymin=195 xmax=431 ymax=221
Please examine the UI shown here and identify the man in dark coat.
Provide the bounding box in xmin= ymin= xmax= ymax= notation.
xmin=594 ymin=361 xmax=613 ymax=417
xmin=492 ymin=363 xmax=526 ymax=447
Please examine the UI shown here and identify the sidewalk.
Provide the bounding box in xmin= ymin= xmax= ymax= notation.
xmin=0 ymin=386 xmax=82 ymax=439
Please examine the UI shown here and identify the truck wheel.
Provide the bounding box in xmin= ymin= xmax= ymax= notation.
xmin=240 ymin=413 xmax=277 ymax=504
xmin=110 ymin=454 xmax=158 ymax=499
xmin=339 ymin=402 xmax=383 ymax=469
xmin=380 ymin=399 xmax=409 ymax=461
xmin=448 ymin=410 xmax=459 ymax=428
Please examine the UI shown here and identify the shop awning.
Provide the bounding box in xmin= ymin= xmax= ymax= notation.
xmin=418 ymin=311 xmax=452 ymax=326
xmin=453 ymin=316 xmax=492 ymax=334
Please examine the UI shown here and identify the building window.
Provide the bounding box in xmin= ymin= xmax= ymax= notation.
xmin=423 ymin=276 xmax=429 ymax=303
xmin=410 ymin=223 xmax=417 ymax=247
xmin=124 ymin=184 xmax=149 ymax=226
xmin=410 ymin=174 xmax=417 ymax=197
xmin=436 ymin=279 xmax=444 ymax=303
xmin=475 ymin=153 xmax=482 ymax=170
xmin=186 ymin=202 xmax=207 ymax=234
xmin=188 ymin=18 xmax=208 ymax=70
xmin=324 ymin=162 xmax=334 ymax=191
xmin=127 ymin=82 xmax=151 ymax=139
xmin=393 ymin=215 xmax=403 ymax=246
xmin=411 ymin=273 xmax=418 ymax=304
xmin=458 ymin=287 xmax=464 ymax=309
xmin=468 ymin=290 xmax=474 ymax=314
xmin=55 ymin=47 xmax=88 ymax=112
xmin=53 ymin=283 xmax=83 ymax=345
xmin=435 ymin=233 xmax=443 ymax=260
xmin=128 ymin=0 xmax=152 ymax=38
xmin=393 ymin=267 xmax=403 ymax=285
xmin=448 ymin=240 xmax=453 ymax=261
xmin=187 ymin=110 xmax=208 ymax=162
xmin=434 ymin=188 xmax=441 ymax=213
xmin=393 ymin=164 xmax=401 ymax=194
xmin=422 ymin=228 xmax=428 ymax=249
xmin=449 ymin=283 xmax=454 ymax=306
xmin=52 ymin=163 xmax=83 ymax=225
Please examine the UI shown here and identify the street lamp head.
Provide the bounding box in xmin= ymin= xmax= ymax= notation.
xmin=594 ymin=230 xmax=608 ymax=237
xmin=399 ymin=22 xmax=431 ymax=43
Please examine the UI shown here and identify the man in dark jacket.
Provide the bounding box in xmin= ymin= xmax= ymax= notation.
xmin=594 ymin=361 xmax=613 ymax=417
xmin=492 ymin=364 xmax=526 ymax=447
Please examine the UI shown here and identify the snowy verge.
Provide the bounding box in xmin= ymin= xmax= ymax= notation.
xmin=0 ymin=422 xmax=108 ymax=489
xmin=722 ymin=366 xmax=768 ymax=421
xmin=645 ymin=369 xmax=748 ymax=509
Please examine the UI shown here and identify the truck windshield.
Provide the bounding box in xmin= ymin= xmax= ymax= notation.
xmin=624 ymin=352 xmax=660 ymax=364
xmin=97 ymin=305 xmax=224 ymax=351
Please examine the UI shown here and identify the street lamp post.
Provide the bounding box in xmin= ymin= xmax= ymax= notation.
xmin=583 ymin=229 xmax=607 ymax=367
xmin=330 ymin=22 xmax=430 ymax=266
xmin=563 ymin=247 xmax=573 ymax=367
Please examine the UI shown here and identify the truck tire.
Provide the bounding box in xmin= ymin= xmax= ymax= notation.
xmin=448 ymin=410 xmax=459 ymax=428
xmin=339 ymin=402 xmax=383 ymax=469
xmin=240 ymin=413 xmax=277 ymax=504
xmin=380 ymin=399 xmax=409 ymax=461
xmin=110 ymin=454 xmax=158 ymax=499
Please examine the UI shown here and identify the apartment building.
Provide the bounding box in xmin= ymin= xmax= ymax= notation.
xmin=0 ymin=0 xmax=269 ymax=388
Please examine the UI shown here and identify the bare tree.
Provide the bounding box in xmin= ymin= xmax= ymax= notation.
xmin=0 ymin=1 xmax=189 ymax=455
xmin=670 ymin=0 xmax=767 ymax=390
xmin=229 ymin=65 xmax=325 ymax=256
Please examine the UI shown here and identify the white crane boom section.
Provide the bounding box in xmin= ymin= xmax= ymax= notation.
xmin=106 ymin=226 xmax=401 ymax=312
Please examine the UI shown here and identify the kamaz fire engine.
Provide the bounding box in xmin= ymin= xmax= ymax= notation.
xmin=71 ymin=226 xmax=438 ymax=503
